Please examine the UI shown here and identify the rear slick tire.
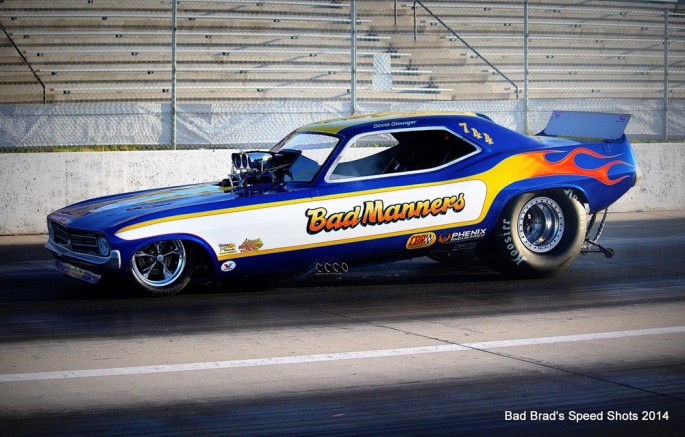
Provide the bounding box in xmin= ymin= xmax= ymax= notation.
xmin=479 ymin=191 xmax=586 ymax=278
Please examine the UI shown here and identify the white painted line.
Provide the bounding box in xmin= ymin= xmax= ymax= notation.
xmin=2 ymin=326 xmax=684 ymax=383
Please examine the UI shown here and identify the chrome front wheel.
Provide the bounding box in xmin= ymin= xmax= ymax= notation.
xmin=130 ymin=239 xmax=192 ymax=296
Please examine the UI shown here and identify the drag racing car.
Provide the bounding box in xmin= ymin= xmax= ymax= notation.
xmin=46 ymin=111 xmax=637 ymax=296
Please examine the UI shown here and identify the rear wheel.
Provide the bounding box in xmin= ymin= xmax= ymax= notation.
xmin=130 ymin=239 xmax=193 ymax=296
xmin=477 ymin=191 xmax=586 ymax=278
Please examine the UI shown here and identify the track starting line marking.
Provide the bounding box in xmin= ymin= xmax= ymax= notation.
xmin=2 ymin=326 xmax=684 ymax=383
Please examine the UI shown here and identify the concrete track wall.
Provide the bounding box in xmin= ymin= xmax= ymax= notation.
xmin=1 ymin=143 xmax=683 ymax=235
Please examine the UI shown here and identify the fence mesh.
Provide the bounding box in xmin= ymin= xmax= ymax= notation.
xmin=0 ymin=0 xmax=683 ymax=151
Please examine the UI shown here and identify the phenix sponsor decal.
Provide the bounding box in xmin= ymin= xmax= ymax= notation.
xmin=304 ymin=194 xmax=466 ymax=235
xmin=438 ymin=228 xmax=487 ymax=244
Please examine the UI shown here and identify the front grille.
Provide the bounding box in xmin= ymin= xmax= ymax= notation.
xmin=52 ymin=221 xmax=70 ymax=246
xmin=50 ymin=220 xmax=101 ymax=256
xmin=70 ymin=234 xmax=99 ymax=255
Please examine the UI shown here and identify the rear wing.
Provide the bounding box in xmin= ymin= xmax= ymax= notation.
xmin=538 ymin=111 xmax=631 ymax=141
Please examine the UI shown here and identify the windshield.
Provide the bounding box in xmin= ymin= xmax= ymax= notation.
xmin=270 ymin=132 xmax=339 ymax=182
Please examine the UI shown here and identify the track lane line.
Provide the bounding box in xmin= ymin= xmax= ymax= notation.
xmin=2 ymin=326 xmax=684 ymax=383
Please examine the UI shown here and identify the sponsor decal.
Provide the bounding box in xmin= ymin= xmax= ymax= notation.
xmin=221 ymin=260 xmax=237 ymax=272
xmin=406 ymin=232 xmax=436 ymax=250
xmin=438 ymin=228 xmax=487 ymax=244
xmin=239 ymin=238 xmax=263 ymax=253
xmin=304 ymin=194 xmax=466 ymax=235
xmin=219 ymin=243 xmax=237 ymax=255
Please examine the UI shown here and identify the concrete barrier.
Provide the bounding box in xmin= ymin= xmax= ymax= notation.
xmin=0 ymin=143 xmax=683 ymax=235
xmin=613 ymin=143 xmax=685 ymax=213
xmin=0 ymin=150 xmax=235 ymax=235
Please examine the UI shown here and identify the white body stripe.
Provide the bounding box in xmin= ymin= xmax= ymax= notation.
xmin=116 ymin=180 xmax=487 ymax=258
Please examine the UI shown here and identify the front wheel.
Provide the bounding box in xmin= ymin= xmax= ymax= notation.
xmin=129 ymin=239 xmax=193 ymax=296
xmin=477 ymin=191 xmax=586 ymax=278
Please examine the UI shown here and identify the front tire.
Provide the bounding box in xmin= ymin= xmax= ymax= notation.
xmin=129 ymin=239 xmax=193 ymax=296
xmin=477 ymin=191 xmax=586 ymax=278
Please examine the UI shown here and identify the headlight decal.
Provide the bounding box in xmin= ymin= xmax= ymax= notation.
xmin=97 ymin=236 xmax=111 ymax=257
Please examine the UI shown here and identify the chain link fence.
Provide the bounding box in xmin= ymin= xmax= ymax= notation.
xmin=0 ymin=0 xmax=683 ymax=151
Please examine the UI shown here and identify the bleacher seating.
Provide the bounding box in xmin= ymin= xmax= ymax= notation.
xmin=405 ymin=0 xmax=684 ymax=99
xmin=0 ymin=0 xmax=682 ymax=104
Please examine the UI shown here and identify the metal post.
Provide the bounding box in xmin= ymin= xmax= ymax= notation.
xmin=171 ymin=0 xmax=178 ymax=149
xmin=524 ymin=0 xmax=529 ymax=134
xmin=394 ymin=0 xmax=397 ymax=26
xmin=663 ymin=9 xmax=669 ymax=141
xmin=350 ymin=0 xmax=357 ymax=115
xmin=413 ymin=2 xmax=417 ymax=41
xmin=412 ymin=0 xmax=518 ymax=99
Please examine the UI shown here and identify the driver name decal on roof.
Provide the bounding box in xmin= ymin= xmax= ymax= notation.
xmin=372 ymin=120 xmax=417 ymax=129
xmin=304 ymin=194 xmax=466 ymax=235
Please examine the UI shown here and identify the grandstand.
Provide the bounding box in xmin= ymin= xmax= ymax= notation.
xmin=0 ymin=0 xmax=682 ymax=145
xmin=1 ymin=0 xmax=682 ymax=103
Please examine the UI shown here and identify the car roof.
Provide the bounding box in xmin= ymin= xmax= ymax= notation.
xmin=296 ymin=111 xmax=480 ymax=135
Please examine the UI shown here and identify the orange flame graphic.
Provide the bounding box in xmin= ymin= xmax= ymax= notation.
xmin=463 ymin=147 xmax=633 ymax=224
xmin=532 ymin=148 xmax=631 ymax=186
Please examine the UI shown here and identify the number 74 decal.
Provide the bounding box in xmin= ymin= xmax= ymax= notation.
xmin=459 ymin=122 xmax=494 ymax=145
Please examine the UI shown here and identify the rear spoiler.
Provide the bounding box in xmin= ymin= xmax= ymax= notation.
xmin=538 ymin=111 xmax=631 ymax=141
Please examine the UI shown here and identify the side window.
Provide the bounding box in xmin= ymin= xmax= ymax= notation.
xmin=329 ymin=128 xmax=477 ymax=181
xmin=329 ymin=133 xmax=399 ymax=179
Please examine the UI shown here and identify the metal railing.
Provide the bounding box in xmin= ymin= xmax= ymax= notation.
xmin=0 ymin=21 xmax=46 ymax=104
xmin=412 ymin=0 xmax=520 ymax=99
xmin=0 ymin=0 xmax=683 ymax=151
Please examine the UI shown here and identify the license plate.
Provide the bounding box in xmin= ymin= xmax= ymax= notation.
xmin=55 ymin=260 xmax=102 ymax=284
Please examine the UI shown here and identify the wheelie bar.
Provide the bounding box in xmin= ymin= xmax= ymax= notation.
xmin=581 ymin=209 xmax=615 ymax=258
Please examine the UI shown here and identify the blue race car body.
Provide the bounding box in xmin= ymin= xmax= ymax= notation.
xmin=46 ymin=111 xmax=637 ymax=295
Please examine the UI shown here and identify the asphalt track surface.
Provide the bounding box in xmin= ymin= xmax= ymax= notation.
xmin=0 ymin=211 xmax=684 ymax=436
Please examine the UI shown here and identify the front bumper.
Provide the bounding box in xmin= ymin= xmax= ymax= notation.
xmin=45 ymin=239 xmax=122 ymax=283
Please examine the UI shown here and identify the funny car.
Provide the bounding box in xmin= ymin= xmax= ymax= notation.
xmin=46 ymin=111 xmax=637 ymax=296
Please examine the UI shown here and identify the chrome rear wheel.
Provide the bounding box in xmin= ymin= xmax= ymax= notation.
xmin=517 ymin=196 xmax=565 ymax=254
xmin=477 ymin=191 xmax=585 ymax=278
